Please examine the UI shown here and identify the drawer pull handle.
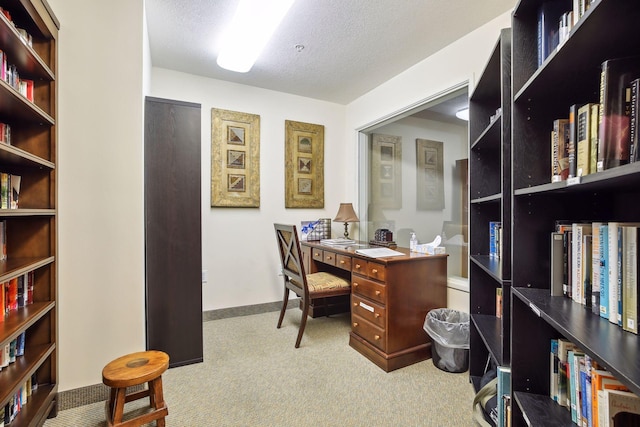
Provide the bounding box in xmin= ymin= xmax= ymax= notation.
xmin=374 ymin=335 xmax=380 ymax=340
xmin=326 ymin=256 xmax=333 ymax=260
xmin=340 ymin=260 xmax=345 ymax=264
xmin=353 ymin=322 xmax=358 ymax=327
xmin=372 ymin=269 xmax=378 ymax=274
xmin=353 ymin=282 xmax=358 ymax=287
xmin=353 ymin=302 xmax=358 ymax=307
xmin=315 ymin=252 xmax=320 ymax=256
xmin=375 ymin=290 xmax=381 ymax=296
xmin=355 ymin=264 xmax=361 ymax=269
xmin=374 ymin=313 xmax=380 ymax=318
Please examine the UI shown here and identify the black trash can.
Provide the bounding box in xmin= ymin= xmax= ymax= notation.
xmin=423 ymin=308 xmax=470 ymax=373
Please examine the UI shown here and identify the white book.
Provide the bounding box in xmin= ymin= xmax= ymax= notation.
xmin=355 ymin=247 xmax=404 ymax=258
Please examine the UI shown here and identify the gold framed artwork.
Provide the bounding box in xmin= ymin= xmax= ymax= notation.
xmin=371 ymin=133 xmax=402 ymax=209
xmin=285 ymin=120 xmax=324 ymax=208
xmin=211 ymin=108 xmax=260 ymax=207
xmin=416 ymin=138 xmax=444 ymax=210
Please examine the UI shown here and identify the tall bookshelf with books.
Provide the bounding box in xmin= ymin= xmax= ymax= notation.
xmin=468 ymin=27 xmax=512 ymax=389
xmin=0 ymin=0 xmax=59 ymax=425
xmin=510 ymin=0 xmax=640 ymax=425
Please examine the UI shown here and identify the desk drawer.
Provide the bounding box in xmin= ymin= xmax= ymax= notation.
xmin=323 ymin=250 xmax=337 ymax=266
xmin=352 ymin=313 xmax=386 ymax=351
xmin=367 ymin=262 xmax=386 ymax=281
xmin=352 ymin=259 xmax=386 ymax=281
xmin=352 ymin=294 xmax=385 ymax=328
xmin=311 ymin=247 xmax=324 ymax=263
xmin=336 ymin=254 xmax=352 ymax=271
xmin=351 ymin=275 xmax=386 ymax=305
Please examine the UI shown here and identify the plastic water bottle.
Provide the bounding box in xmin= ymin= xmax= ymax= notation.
xmin=410 ymin=232 xmax=417 ymax=252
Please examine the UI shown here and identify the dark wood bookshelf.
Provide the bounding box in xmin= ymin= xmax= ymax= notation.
xmin=0 ymin=0 xmax=59 ymax=424
xmin=469 ymin=27 xmax=512 ymax=382
xmin=510 ymin=0 xmax=640 ymax=425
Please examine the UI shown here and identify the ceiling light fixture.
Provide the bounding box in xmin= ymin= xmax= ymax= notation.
xmin=217 ymin=0 xmax=296 ymax=73
xmin=455 ymin=108 xmax=469 ymax=121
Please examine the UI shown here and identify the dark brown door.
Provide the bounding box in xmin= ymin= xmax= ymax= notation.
xmin=144 ymin=96 xmax=202 ymax=367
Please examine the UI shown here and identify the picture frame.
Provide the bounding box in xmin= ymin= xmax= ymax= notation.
xmin=285 ymin=120 xmax=324 ymax=208
xmin=371 ymin=133 xmax=402 ymax=209
xmin=211 ymin=108 xmax=260 ymax=207
xmin=416 ymin=138 xmax=444 ymax=210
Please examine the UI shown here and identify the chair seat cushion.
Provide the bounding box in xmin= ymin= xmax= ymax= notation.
xmin=295 ymin=272 xmax=350 ymax=292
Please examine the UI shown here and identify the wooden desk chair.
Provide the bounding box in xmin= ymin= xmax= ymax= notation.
xmin=274 ymin=223 xmax=351 ymax=348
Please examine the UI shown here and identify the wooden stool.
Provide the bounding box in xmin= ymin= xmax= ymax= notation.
xmin=102 ymin=350 xmax=169 ymax=427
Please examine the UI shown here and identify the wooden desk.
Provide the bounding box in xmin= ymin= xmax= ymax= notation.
xmin=301 ymin=241 xmax=448 ymax=372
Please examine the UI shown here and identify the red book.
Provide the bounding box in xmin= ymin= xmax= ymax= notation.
xmin=6 ymin=278 xmax=17 ymax=312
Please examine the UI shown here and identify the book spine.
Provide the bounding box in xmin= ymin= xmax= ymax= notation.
xmin=569 ymin=105 xmax=580 ymax=178
xmin=623 ymin=226 xmax=638 ymax=334
xmin=599 ymin=224 xmax=609 ymax=319
xmin=589 ymin=103 xmax=599 ymax=174
xmin=551 ymin=232 xmax=565 ymax=297
xmin=618 ymin=226 xmax=624 ymax=326
xmin=631 ymin=79 xmax=639 ymax=162
xmin=592 ymin=223 xmax=601 ymax=315
xmin=577 ymin=104 xmax=591 ymax=177
xmin=609 ymin=223 xmax=620 ymax=324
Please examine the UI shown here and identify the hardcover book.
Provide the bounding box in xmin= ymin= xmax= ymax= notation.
xmin=577 ymin=103 xmax=597 ymax=176
xmin=536 ymin=1 xmax=566 ymax=67
xmin=601 ymin=389 xmax=640 ymax=427
xmin=552 ymin=119 xmax=570 ymax=182
xmin=590 ymin=103 xmax=600 ymax=174
xmin=597 ymin=56 xmax=640 ymax=171
xmin=568 ymin=104 xmax=581 ymax=178
xmin=599 ymin=224 xmax=610 ymax=319
xmin=622 ymin=225 xmax=639 ymax=334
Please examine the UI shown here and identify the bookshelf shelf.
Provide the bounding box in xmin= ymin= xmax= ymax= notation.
xmin=471 ymin=313 xmax=504 ymax=366
xmin=510 ymin=0 xmax=640 ymax=425
xmin=468 ymin=27 xmax=512 ymax=385
xmin=0 ymin=0 xmax=59 ymax=424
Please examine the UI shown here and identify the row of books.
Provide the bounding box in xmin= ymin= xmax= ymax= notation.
xmin=0 ymin=374 xmax=37 ymax=426
xmin=489 ymin=221 xmax=502 ymax=258
xmin=0 ymin=7 xmax=34 ymax=48
xmin=551 ymin=55 xmax=640 ymax=182
xmin=0 ymin=50 xmax=34 ymax=103
xmin=0 ymin=173 xmax=20 ymax=210
xmin=2 ymin=271 xmax=35 ymax=316
xmin=0 ymin=123 xmax=10 ymax=145
xmin=551 ymin=222 xmax=640 ymax=334
xmin=551 ymin=338 xmax=639 ymax=426
xmin=537 ymin=0 xmax=595 ymax=67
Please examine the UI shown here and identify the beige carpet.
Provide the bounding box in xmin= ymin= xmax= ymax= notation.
xmin=44 ymin=309 xmax=475 ymax=426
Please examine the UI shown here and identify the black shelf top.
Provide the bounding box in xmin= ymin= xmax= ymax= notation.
xmin=514 ymin=161 xmax=640 ymax=196
xmin=513 ymin=391 xmax=574 ymax=427
xmin=470 ymin=114 xmax=501 ymax=151
xmin=470 ymin=193 xmax=501 ymax=205
xmin=470 ymin=255 xmax=505 ymax=282
xmin=513 ymin=287 xmax=640 ymax=396
xmin=471 ymin=313 xmax=504 ymax=367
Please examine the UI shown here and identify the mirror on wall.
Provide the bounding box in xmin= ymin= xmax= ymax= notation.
xmin=358 ymin=85 xmax=469 ymax=279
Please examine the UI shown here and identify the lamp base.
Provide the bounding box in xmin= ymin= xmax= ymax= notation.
xmin=343 ymin=222 xmax=349 ymax=239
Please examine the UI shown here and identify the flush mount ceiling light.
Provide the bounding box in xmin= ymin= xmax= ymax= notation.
xmin=455 ymin=107 xmax=469 ymax=121
xmin=217 ymin=0 xmax=296 ymax=73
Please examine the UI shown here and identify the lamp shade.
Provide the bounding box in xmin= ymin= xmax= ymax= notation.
xmin=334 ymin=203 xmax=359 ymax=223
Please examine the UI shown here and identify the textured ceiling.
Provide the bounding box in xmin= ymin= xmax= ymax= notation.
xmin=145 ymin=0 xmax=515 ymax=105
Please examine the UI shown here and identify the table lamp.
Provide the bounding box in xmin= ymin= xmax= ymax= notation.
xmin=334 ymin=203 xmax=359 ymax=239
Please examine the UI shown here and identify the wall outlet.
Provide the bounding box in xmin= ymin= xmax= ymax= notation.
xmin=202 ymin=270 xmax=208 ymax=283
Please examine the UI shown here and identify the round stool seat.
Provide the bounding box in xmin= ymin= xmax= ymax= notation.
xmin=102 ymin=350 xmax=170 ymax=427
xmin=103 ymin=350 xmax=169 ymax=388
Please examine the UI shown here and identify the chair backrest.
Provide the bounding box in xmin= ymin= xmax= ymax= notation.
xmin=274 ymin=223 xmax=308 ymax=296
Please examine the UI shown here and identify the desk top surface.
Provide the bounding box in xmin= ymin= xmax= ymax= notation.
xmin=301 ymin=240 xmax=447 ymax=263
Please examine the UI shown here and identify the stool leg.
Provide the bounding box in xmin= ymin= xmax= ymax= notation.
xmin=112 ymin=387 xmax=126 ymax=424
xmin=149 ymin=377 xmax=166 ymax=426
xmin=108 ymin=387 xmax=117 ymax=421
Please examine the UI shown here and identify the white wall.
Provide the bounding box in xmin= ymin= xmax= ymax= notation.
xmin=47 ymin=0 xmax=512 ymax=392
xmin=51 ymin=0 xmax=146 ymax=391
xmin=149 ymin=68 xmax=347 ymax=311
